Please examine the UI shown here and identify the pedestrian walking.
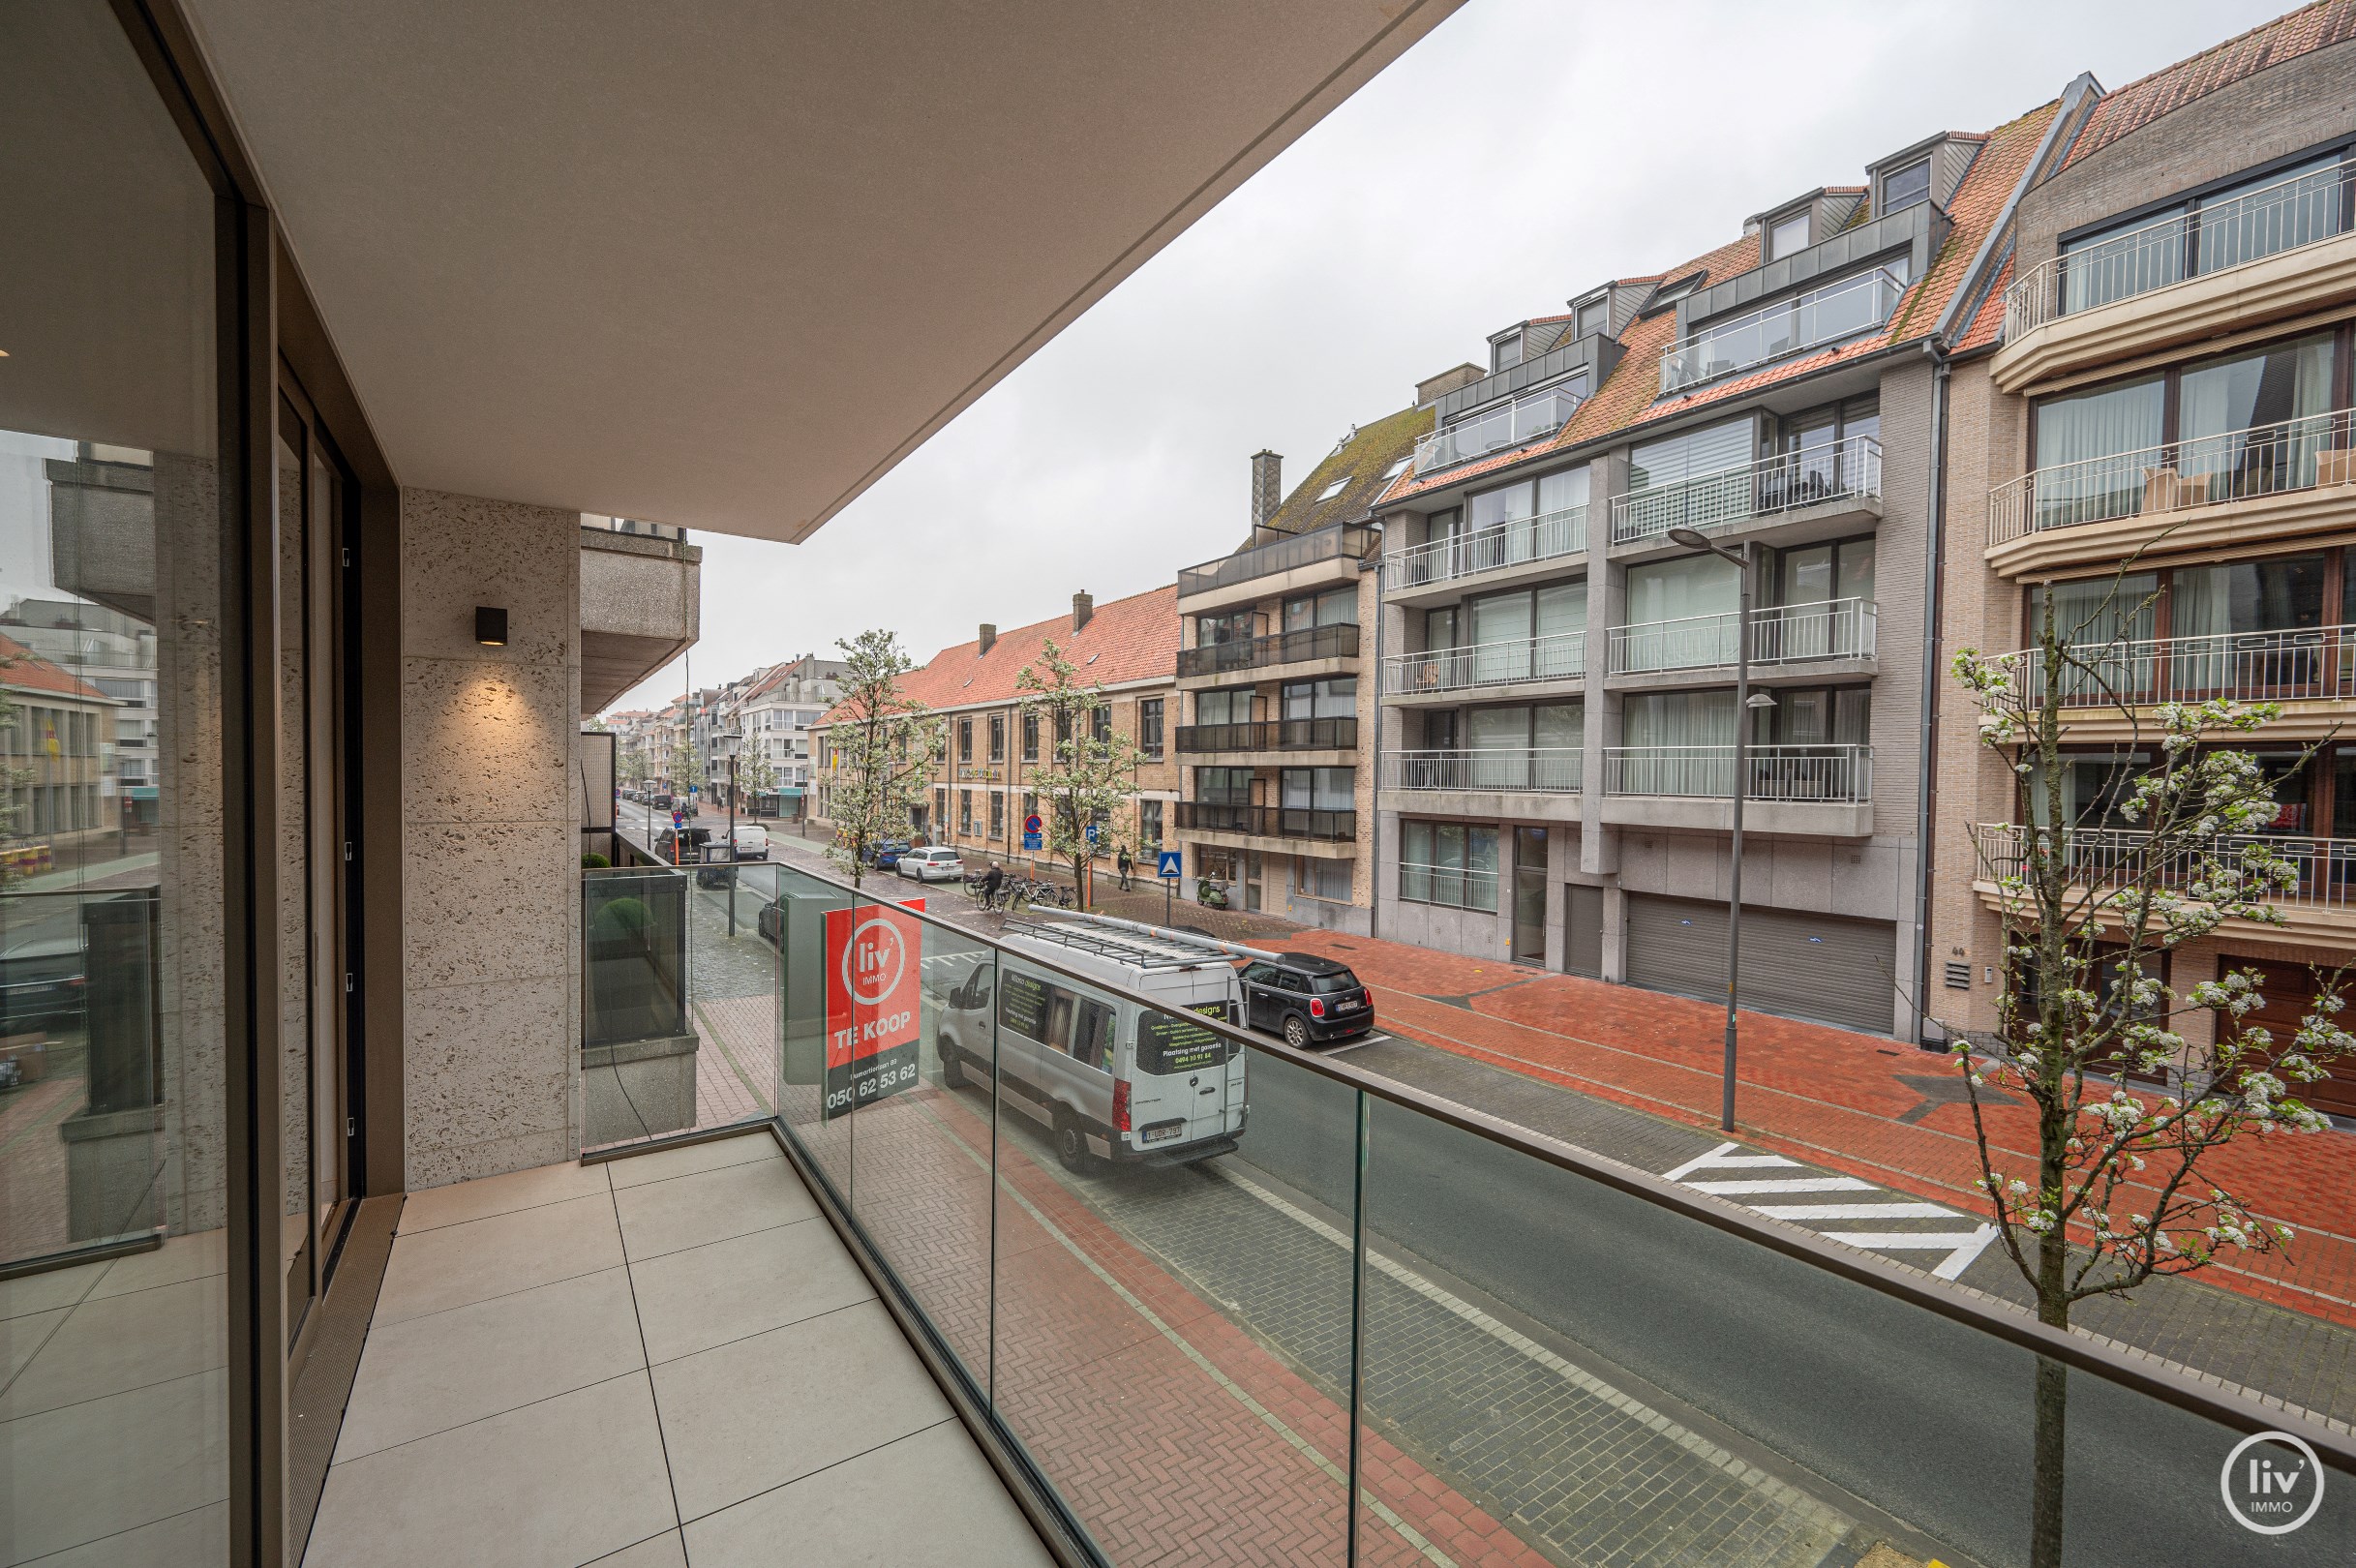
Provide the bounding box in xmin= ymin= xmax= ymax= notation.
xmin=1116 ymin=847 xmax=1133 ymax=892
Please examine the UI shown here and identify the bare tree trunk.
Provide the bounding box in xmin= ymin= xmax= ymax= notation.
xmin=2030 ymin=1232 xmax=2070 ymax=1568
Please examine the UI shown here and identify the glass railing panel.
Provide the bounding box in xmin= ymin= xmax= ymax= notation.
xmin=770 ymin=864 xmax=861 ymax=1196
xmin=845 ymin=900 xmax=999 ymax=1388
xmin=1355 ymin=1097 xmax=2336 ymax=1567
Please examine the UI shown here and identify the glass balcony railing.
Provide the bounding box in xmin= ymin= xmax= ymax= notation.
xmin=1659 ymin=267 xmax=1910 ymax=394
xmin=1175 ymin=621 xmax=1360 ymax=678
xmin=1612 ymin=436 xmax=1882 ymax=545
xmin=1988 ymin=409 xmax=2353 ymax=545
xmin=1384 ymin=629 xmax=1586 ymax=695
xmin=1173 ymin=800 xmax=1356 ymax=840
xmin=1383 ymin=746 xmax=1582 ymax=793
xmin=1607 ymin=597 xmax=1877 ymax=675
xmin=738 ymin=858 xmax=2338 ymax=1568
xmin=1382 ymin=502 xmax=1587 ymax=591
xmin=1411 ymin=386 xmax=1585 ymax=475
xmin=1177 ymin=522 xmax=1377 ymax=598
xmin=1603 ymin=742 xmax=1873 ymax=801
xmin=2006 ymin=162 xmax=2355 ymax=339
xmin=1172 ymin=717 xmax=1358 ymax=753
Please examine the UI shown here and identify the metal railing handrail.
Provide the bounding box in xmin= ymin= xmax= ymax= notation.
xmin=1171 ymin=717 xmax=1359 ymax=754
xmin=1659 ymin=266 xmax=1910 ymax=395
xmin=1383 ymin=629 xmax=1586 ymax=695
xmin=1383 ymin=746 xmax=1584 ymax=793
xmin=1175 ymin=621 xmax=1362 ymax=678
xmin=2000 ymin=620 xmax=2356 ymax=706
xmin=1177 ymin=521 xmax=1377 ymax=598
xmin=1611 ymin=436 xmax=1883 ymax=545
xmin=1987 ymin=407 xmax=2353 ymax=545
xmin=1971 ymin=821 xmax=2356 ymax=909
xmin=1603 ymin=741 xmax=1874 ymax=802
xmin=1173 ymin=800 xmax=1358 ymax=840
xmin=1607 ymin=596 xmax=1878 ymax=674
xmin=2005 ymin=162 xmax=2355 ymax=340
xmin=1381 ymin=503 xmax=1587 ymax=591
xmin=1412 ymin=386 xmax=1586 ymax=476
xmin=756 ymin=853 xmax=2356 ymax=1477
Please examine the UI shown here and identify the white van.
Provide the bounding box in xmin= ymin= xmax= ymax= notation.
xmin=934 ymin=920 xmax=1247 ymax=1171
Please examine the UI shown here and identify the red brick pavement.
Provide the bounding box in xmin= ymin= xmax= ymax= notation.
xmin=1284 ymin=932 xmax=2356 ymax=1329
xmin=826 ymin=1079 xmax=1561 ymax=1568
xmin=0 ymin=1070 xmax=84 ymax=1261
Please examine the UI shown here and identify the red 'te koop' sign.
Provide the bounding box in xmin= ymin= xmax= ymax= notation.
xmin=820 ymin=899 xmax=924 ymax=1119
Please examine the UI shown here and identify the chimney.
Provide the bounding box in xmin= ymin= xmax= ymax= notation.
xmin=1250 ymin=450 xmax=1283 ymax=531
xmin=978 ymin=623 xmax=997 ymax=654
xmin=1072 ymin=592 xmax=1094 ymax=634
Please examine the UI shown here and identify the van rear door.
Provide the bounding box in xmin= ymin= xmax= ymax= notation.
xmin=1127 ymin=975 xmax=1243 ymax=1152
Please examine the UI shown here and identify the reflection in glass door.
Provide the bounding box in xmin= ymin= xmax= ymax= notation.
xmin=1513 ymin=828 xmax=1548 ymax=963
xmin=278 ymin=386 xmax=354 ymax=1352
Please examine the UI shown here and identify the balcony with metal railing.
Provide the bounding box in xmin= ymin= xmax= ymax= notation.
xmin=1382 ymin=746 xmax=1582 ymax=794
xmin=1381 ymin=504 xmax=1586 ymax=596
xmin=1971 ymin=821 xmax=2356 ymax=932
xmin=1174 ymin=799 xmax=1357 ymax=841
xmin=1172 ymin=716 xmax=1358 ymax=754
xmin=2002 ymin=163 xmax=2356 ymax=355
xmin=1383 ymin=630 xmax=1585 ymax=698
xmin=1611 ymin=436 xmax=1882 ymax=548
xmin=1608 ymin=597 xmax=1877 ymax=678
xmin=1411 ymin=386 xmax=1585 ymax=476
xmin=1174 ymin=621 xmax=1360 ymax=680
xmin=1986 ymin=409 xmax=2355 ymax=562
xmin=2002 ymin=622 xmax=2356 ymax=710
xmin=1176 ymin=522 xmax=1376 ymax=599
xmin=1659 ymin=268 xmax=1910 ymax=395
xmin=1603 ymin=742 xmax=1872 ymax=802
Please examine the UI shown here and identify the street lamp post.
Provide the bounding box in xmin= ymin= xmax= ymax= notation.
xmin=1667 ymin=528 xmax=1771 ymax=1133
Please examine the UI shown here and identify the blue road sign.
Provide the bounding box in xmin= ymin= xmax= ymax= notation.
xmin=1023 ymin=813 xmax=1042 ymax=836
xmin=1157 ymin=850 xmax=1183 ymax=880
xmin=1022 ymin=832 xmax=1042 ymax=851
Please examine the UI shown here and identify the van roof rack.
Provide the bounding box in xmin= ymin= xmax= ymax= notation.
xmin=1006 ymin=919 xmax=1238 ymax=973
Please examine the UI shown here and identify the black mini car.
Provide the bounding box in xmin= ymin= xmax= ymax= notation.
xmin=1239 ymin=952 xmax=1374 ymax=1048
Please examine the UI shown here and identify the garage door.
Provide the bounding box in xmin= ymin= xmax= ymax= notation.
xmin=2219 ymin=955 xmax=2356 ymax=1118
xmin=1625 ymin=893 xmax=1897 ymax=1036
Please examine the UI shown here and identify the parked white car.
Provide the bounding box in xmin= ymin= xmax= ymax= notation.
xmin=897 ymin=845 xmax=964 ymax=883
xmin=729 ymin=824 xmax=770 ymax=860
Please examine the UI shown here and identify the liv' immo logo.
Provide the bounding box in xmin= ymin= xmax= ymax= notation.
xmin=2220 ymin=1431 xmax=2324 ymax=1535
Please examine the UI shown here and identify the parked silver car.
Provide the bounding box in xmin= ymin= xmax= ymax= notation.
xmin=896 ymin=845 xmax=965 ymax=883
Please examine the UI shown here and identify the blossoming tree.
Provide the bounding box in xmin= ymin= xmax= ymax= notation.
xmin=1947 ymin=576 xmax=2351 ymax=1568
xmin=825 ymin=629 xmax=944 ymax=890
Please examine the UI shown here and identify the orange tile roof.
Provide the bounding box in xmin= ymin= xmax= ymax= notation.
xmin=815 ymin=583 xmax=1178 ymax=727
xmin=2067 ymin=1 xmax=2356 ymax=168
xmin=1954 ymin=253 xmax=2012 ymax=353
xmin=0 ymin=634 xmax=110 ymax=702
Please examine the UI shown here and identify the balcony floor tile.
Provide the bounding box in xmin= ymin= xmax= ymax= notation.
xmin=372 ymin=1191 xmax=626 ymax=1326
xmin=611 ymin=1150 xmax=814 ymax=1262
xmin=628 ymin=1217 xmax=874 ymax=1365
xmin=605 ymin=1130 xmax=782 ymax=1190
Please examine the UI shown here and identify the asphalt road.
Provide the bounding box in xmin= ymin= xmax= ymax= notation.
xmin=1229 ymin=1058 xmax=2341 ymax=1568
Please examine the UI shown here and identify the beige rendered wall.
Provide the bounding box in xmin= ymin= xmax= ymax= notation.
xmin=398 ymin=489 xmax=583 ymax=1188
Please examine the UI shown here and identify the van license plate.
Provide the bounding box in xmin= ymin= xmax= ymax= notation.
xmin=1140 ymin=1122 xmax=1185 ymax=1144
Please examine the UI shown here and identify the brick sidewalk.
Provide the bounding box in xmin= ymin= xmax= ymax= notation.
xmin=1282 ymin=931 xmax=2356 ymax=1331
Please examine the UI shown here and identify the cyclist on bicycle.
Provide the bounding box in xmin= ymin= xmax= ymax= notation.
xmin=979 ymin=860 xmax=1006 ymax=910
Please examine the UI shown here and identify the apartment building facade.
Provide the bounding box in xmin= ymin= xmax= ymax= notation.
xmin=732 ymin=652 xmax=847 ymax=809
xmin=1359 ymin=118 xmax=2056 ymax=1037
xmin=812 ymin=586 xmax=1180 ymax=869
xmin=1171 ymin=417 xmax=1426 ymax=926
xmin=1927 ymin=8 xmax=2356 ymax=1116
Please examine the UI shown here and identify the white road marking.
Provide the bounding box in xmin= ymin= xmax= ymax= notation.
xmin=1664 ymin=1140 xmax=1998 ymax=1282
xmin=1750 ymin=1203 xmax=1958 ymax=1221
xmin=1687 ymin=1177 xmax=1877 ymax=1195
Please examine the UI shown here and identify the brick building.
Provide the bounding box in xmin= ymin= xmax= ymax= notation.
xmin=812 ymin=586 xmax=1179 ymax=872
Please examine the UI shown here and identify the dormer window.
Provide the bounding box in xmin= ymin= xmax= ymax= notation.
xmin=1767 ymin=212 xmax=1810 ymax=261
xmin=1381 ymin=456 xmax=1411 ymax=481
xmin=1574 ymin=298 xmax=1608 ymax=339
xmin=1315 ymin=476 xmax=1350 ymax=501
xmin=1882 ymin=158 xmax=1931 ymax=215
xmin=1493 ymin=331 xmax=1523 ymax=371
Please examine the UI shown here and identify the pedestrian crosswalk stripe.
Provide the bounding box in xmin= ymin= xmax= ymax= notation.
xmin=1663 ymin=1140 xmax=1998 ymax=1282
xmin=1820 ymin=1225 xmax=2000 ymax=1281
xmin=1687 ymin=1176 xmax=1877 ymax=1194
xmin=1751 ymin=1202 xmax=1956 ymax=1221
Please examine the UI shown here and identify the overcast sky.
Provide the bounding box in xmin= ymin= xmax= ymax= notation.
xmin=609 ymin=0 xmax=2291 ymax=713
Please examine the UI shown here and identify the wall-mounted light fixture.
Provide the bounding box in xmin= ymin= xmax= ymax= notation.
xmin=474 ymin=606 xmax=508 ymax=647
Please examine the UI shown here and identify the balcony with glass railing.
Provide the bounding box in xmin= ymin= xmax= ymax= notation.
xmin=2002 ymin=622 xmax=2356 ymax=708
xmin=2005 ymin=162 xmax=2356 ymax=342
xmin=1175 ymin=621 xmax=1360 ymax=679
xmin=1603 ymin=742 xmax=1873 ymax=802
xmin=1659 ymin=267 xmax=1910 ymax=395
xmin=1382 ymin=503 xmax=1586 ymax=593
xmin=1177 ymin=521 xmax=1377 ymax=599
xmin=1172 ymin=716 xmax=1358 ymax=754
xmin=1611 ymin=436 xmax=1882 ymax=546
xmin=1608 ymin=597 xmax=1877 ymax=676
xmin=1384 ymin=630 xmax=1585 ymax=697
xmin=1383 ymin=746 xmax=1582 ymax=794
xmin=1411 ymin=385 xmax=1585 ymax=475
xmin=1988 ymin=409 xmax=2353 ymax=547
xmin=1174 ymin=799 xmax=1356 ymax=840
